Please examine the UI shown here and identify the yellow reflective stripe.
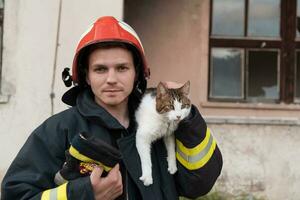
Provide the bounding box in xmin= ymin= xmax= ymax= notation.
xmin=176 ymin=128 xmax=211 ymax=156
xmin=69 ymin=146 xmax=112 ymax=172
xmin=40 ymin=183 xmax=68 ymax=200
xmin=41 ymin=189 xmax=51 ymax=200
xmin=57 ymin=183 xmax=67 ymax=200
xmin=49 ymin=188 xmax=57 ymax=200
xmin=175 ymin=128 xmax=217 ymax=170
xmin=176 ymin=139 xmax=216 ymax=170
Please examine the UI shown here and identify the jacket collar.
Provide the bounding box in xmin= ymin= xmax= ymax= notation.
xmin=76 ymin=89 xmax=124 ymax=130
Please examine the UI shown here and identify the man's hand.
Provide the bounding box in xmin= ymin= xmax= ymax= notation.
xmin=90 ymin=164 xmax=123 ymax=200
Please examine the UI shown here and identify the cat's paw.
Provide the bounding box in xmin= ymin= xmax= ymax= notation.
xmin=168 ymin=165 xmax=177 ymax=174
xmin=139 ymin=174 xmax=153 ymax=186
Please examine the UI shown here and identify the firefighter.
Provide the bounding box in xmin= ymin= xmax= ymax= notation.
xmin=1 ymin=16 xmax=222 ymax=200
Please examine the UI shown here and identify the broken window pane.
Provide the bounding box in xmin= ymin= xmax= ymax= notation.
xmin=212 ymin=0 xmax=244 ymax=37
xmin=210 ymin=48 xmax=243 ymax=99
xmin=248 ymin=0 xmax=280 ymax=37
xmin=247 ymin=50 xmax=279 ymax=101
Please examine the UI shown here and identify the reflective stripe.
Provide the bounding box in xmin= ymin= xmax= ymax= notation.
xmin=41 ymin=189 xmax=51 ymax=200
xmin=49 ymin=187 xmax=57 ymax=200
xmin=177 ymin=134 xmax=213 ymax=163
xmin=176 ymin=128 xmax=217 ymax=170
xmin=57 ymin=183 xmax=68 ymax=200
xmin=69 ymin=145 xmax=112 ymax=172
xmin=176 ymin=128 xmax=212 ymax=156
xmin=40 ymin=183 xmax=68 ymax=200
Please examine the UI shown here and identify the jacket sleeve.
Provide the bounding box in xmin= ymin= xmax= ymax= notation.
xmin=174 ymin=105 xmax=223 ymax=198
xmin=1 ymin=116 xmax=95 ymax=200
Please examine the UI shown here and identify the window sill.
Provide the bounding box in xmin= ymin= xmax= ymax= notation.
xmin=200 ymin=101 xmax=300 ymax=111
xmin=201 ymin=101 xmax=300 ymax=125
xmin=204 ymin=115 xmax=300 ymax=125
xmin=0 ymin=94 xmax=10 ymax=103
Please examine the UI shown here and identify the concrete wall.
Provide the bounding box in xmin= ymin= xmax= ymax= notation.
xmin=124 ymin=0 xmax=300 ymax=199
xmin=0 ymin=0 xmax=123 ymax=185
xmin=212 ymin=124 xmax=300 ymax=200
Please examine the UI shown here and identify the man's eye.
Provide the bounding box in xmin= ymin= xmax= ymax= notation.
xmin=117 ymin=65 xmax=128 ymax=72
xmin=94 ymin=67 xmax=107 ymax=73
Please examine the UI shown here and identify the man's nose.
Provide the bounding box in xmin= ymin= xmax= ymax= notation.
xmin=106 ymin=70 xmax=117 ymax=84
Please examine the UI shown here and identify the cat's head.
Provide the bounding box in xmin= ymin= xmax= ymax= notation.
xmin=156 ymin=81 xmax=191 ymax=122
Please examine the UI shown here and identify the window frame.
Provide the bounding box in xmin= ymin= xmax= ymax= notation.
xmin=294 ymin=49 xmax=300 ymax=102
xmin=209 ymin=0 xmax=298 ymax=104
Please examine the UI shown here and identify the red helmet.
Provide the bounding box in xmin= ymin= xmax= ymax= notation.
xmin=72 ymin=16 xmax=150 ymax=84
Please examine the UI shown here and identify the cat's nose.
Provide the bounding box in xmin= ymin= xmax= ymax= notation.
xmin=176 ymin=116 xmax=181 ymax=120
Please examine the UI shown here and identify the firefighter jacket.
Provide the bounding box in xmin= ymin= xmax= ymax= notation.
xmin=1 ymin=89 xmax=223 ymax=200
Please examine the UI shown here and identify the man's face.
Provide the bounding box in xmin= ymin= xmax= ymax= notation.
xmin=86 ymin=47 xmax=136 ymax=108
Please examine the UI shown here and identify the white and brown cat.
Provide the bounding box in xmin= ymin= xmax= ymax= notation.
xmin=135 ymin=81 xmax=191 ymax=186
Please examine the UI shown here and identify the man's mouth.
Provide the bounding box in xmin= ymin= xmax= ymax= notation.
xmin=103 ymin=89 xmax=123 ymax=94
xmin=103 ymin=89 xmax=122 ymax=92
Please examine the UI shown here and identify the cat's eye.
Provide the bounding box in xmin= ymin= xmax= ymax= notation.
xmin=164 ymin=105 xmax=174 ymax=110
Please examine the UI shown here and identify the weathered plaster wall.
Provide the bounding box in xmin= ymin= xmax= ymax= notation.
xmin=0 ymin=0 xmax=123 ymax=189
xmin=0 ymin=0 xmax=60 ymax=181
xmin=211 ymin=124 xmax=300 ymax=200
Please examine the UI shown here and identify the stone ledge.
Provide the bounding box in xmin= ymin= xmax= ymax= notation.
xmin=204 ymin=116 xmax=300 ymax=126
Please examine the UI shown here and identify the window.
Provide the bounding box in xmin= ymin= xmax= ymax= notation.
xmin=209 ymin=0 xmax=300 ymax=104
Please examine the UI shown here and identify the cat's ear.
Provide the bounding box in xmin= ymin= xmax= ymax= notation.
xmin=157 ymin=82 xmax=168 ymax=97
xmin=179 ymin=81 xmax=190 ymax=96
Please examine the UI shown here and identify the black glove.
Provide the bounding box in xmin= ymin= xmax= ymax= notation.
xmin=54 ymin=132 xmax=122 ymax=185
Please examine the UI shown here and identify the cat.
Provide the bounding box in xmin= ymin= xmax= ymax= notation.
xmin=135 ymin=81 xmax=191 ymax=186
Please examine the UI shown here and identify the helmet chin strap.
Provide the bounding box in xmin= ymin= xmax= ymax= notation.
xmin=62 ymin=67 xmax=73 ymax=87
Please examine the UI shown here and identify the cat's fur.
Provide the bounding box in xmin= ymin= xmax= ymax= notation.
xmin=135 ymin=81 xmax=191 ymax=186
